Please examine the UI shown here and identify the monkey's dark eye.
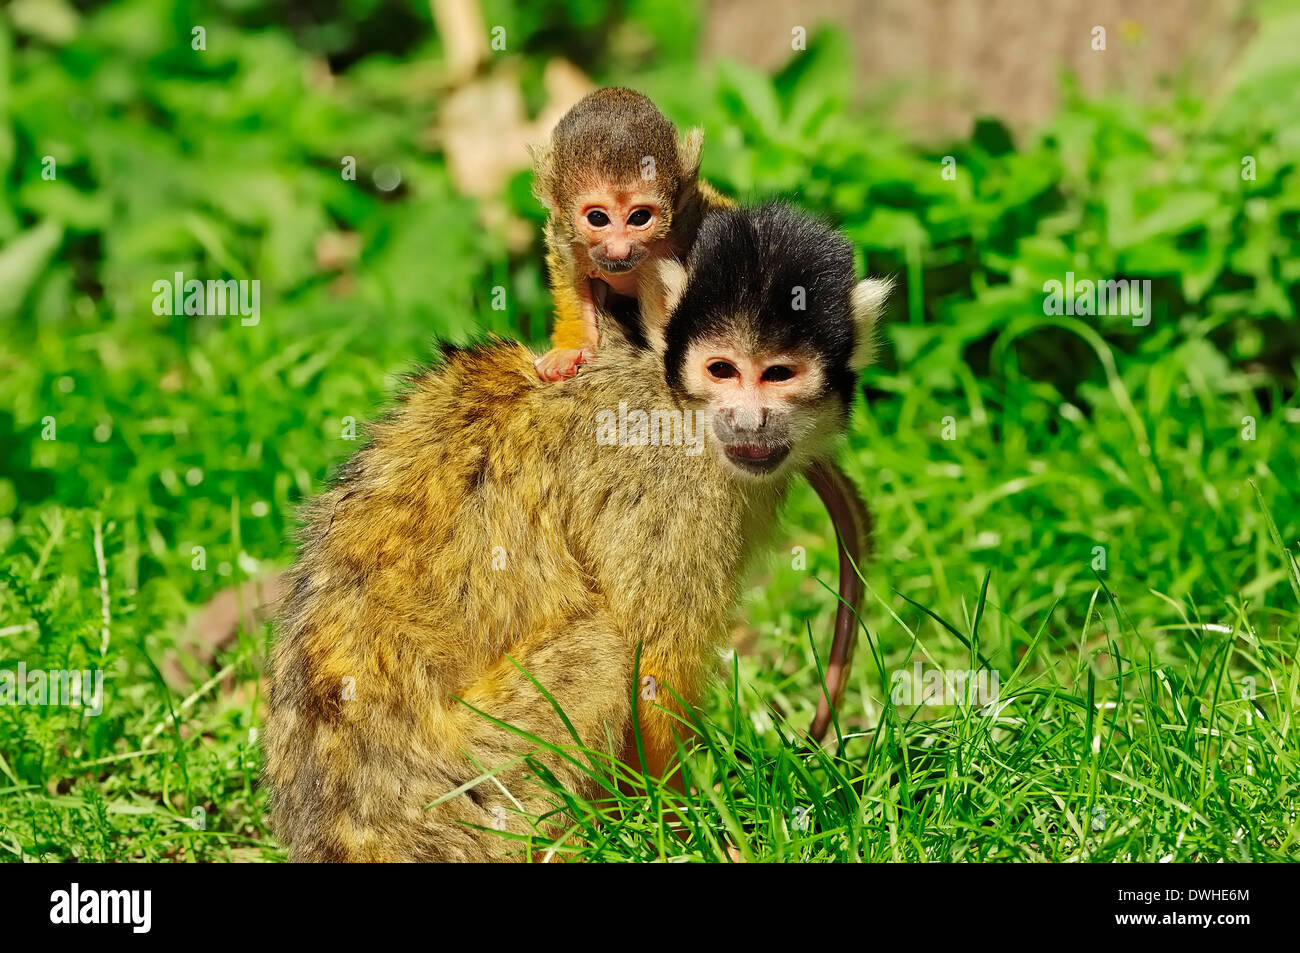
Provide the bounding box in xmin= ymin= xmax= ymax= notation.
xmin=627 ymin=208 xmax=652 ymax=227
xmin=586 ymin=210 xmax=611 ymax=227
xmin=761 ymin=365 xmax=796 ymax=382
xmin=707 ymin=361 xmax=739 ymax=380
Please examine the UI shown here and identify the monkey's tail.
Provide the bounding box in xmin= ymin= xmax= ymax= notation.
xmin=805 ymin=460 xmax=872 ymax=743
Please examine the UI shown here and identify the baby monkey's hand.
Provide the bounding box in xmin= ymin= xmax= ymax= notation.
xmin=534 ymin=346 xmax=594 ymax=381
xmin=536 ymin=277 xmax=602 ymax=380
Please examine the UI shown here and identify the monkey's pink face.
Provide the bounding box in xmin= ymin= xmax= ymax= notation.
xmin=573 ymin=188 xmax=667 ymax=277
xmin=681 ymin=339 xmax=833 ymax=478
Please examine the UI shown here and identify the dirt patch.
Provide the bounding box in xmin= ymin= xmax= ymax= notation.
xmin=702 ymin=0 xmax=1255 ymax=140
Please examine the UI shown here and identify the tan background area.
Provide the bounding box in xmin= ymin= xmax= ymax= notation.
xmin=701 ymin=0 xmax=1255 ymax=138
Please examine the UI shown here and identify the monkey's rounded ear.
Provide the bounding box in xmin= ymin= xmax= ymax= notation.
xmin=849 ymin=278 xmax=892 ymax=371
xmin=527 ymin=142 xmax=559 ymax=210
xmin=678 ymin=128 xmax=705 ymax=180
xmin=640 ymin=258 xmax=690 ymax=353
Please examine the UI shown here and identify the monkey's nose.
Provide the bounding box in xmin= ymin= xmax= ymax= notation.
xmin=723 ymin=407 xmax=769 ymax=431
xmin=604 ymin=241 xmax=631 ymax=260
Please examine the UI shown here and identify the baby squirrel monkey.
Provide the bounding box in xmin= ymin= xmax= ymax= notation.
xmin=531 ymin=86 xmax=731 ymax=381
xmin=264 ymin=203 xmax=889 ymax=861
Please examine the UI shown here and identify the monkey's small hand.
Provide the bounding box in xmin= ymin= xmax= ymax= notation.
xmin=534 ymin=347 xmax=594 ymax=381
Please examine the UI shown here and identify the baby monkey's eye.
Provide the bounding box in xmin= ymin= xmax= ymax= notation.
xmin=627 ymin=208 xmax=653 ymax=227
xmin=761 ymin=365 xmax=796 ymax=382
xmin=586 ymin=210 xmax=611 ymax=227
xmin=707 ymin=361 xmax=739 ymax=380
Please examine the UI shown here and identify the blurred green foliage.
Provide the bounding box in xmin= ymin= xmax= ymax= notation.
xmin=0 ymin=0 xmax=1298 ymax=860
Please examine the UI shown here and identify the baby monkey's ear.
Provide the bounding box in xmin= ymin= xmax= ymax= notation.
xmin=849 ymin=277 xmax=893 ymax=371
xmin=639 ymin=257 xmax=689 ymax=354
xmin=677 ymin=128 xmax=705 ymax=184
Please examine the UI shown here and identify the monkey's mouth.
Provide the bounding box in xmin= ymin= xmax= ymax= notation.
xmin=592 ymin=255 xmax=642 ymax=275
xmin=723 ymin=442 xmax=791 ymax=475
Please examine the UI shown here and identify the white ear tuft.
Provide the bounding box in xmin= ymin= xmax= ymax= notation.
xmin=640 ymin=258 xmax=689 ymax=353
xmin=527 ymin=141 xmax=558 ymax=210
xmin=678 ymin=128 xmax=704 ymax=180
xmin=849 ymin=277 xmax=892 ymax=371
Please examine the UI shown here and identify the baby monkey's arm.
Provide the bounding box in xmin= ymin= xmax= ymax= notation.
xmin=535 ymin=268 xmax=599 ymax=381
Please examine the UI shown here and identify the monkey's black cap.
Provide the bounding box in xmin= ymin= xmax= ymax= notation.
xmin=664 ymin=201 xmax=859 ymax=405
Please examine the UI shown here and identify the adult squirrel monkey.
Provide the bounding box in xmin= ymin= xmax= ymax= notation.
xmin=531 ymin=87 xmax=876 ymax=741
xmin=263 ymin=203 xmax=891 ymax=860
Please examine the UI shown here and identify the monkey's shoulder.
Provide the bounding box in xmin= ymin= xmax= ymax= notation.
xmin=558 ymin=345 xmax=675 ymax=419
xmin=696 ymin=179 xmax=735 ymax=212
xmin=401 ymin=339 xmax=541 ymax=414
xmin=292 ymin=340 xmax=540 ymax=534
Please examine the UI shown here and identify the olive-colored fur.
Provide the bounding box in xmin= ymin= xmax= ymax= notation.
xmin=264 ymin=330 xmax=788 ymax=861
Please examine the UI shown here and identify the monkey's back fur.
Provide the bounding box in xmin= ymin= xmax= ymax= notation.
xmin=263 ymin=336 xmax=786 ymax=861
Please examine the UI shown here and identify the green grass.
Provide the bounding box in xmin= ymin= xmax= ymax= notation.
xmin=2 ymin=305 xmax=1296 ymax=861
xmin=2 ymin=0 xmax=1299 ymax=861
